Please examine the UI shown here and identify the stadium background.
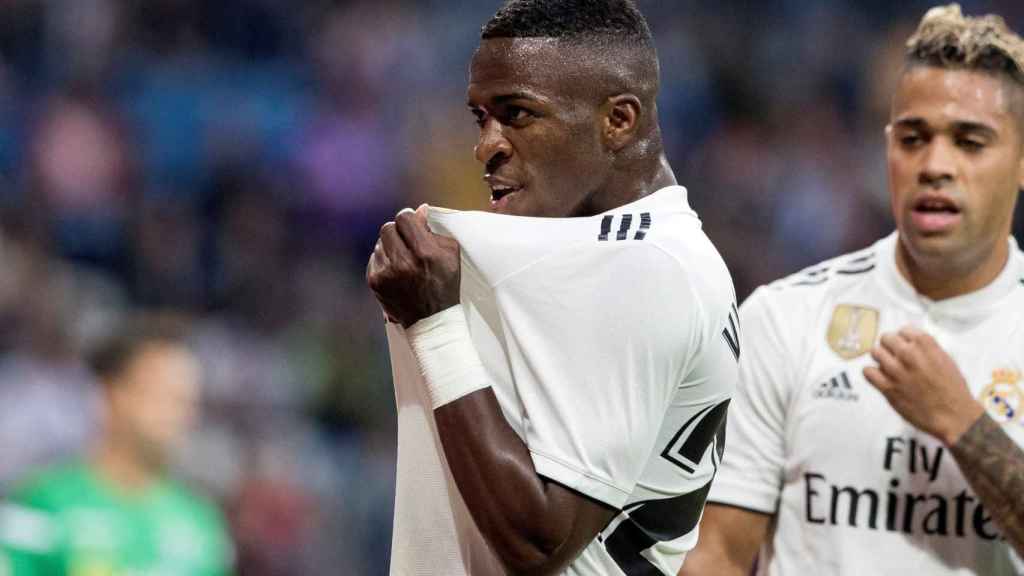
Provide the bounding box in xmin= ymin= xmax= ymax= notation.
xmin=0 ymin=0 xmax=1022 ymax=573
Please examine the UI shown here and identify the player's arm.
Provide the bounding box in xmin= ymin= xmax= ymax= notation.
xmin=864 ymin=327 xmax=1024 ymax=556
xmin=435 ymin=388 xmax=616 ymax=574
xmin=367 ymin=208 xmax=615 ymax=574
xmin=948 ymin=414 xmax=1024 ymax=556
xmin=678 ymin=504 xmax=769 ymax=576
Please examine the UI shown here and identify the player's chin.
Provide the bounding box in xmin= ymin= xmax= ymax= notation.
xmin=901 ymin=226 xmax=965 ymax=260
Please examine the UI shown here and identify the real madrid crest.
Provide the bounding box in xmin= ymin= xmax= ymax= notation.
xmin=826 ymin=304 xmax=879 ymax=360
xmin=979 ymin=369 xmax=1023 ymax=424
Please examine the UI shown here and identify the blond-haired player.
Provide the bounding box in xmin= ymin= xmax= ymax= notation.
xmin=683 ymin=4 xmax=1024 ymax=575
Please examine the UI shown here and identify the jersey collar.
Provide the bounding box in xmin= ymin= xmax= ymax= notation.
xmin=877 ymin=231 xmax=1024 ymax=323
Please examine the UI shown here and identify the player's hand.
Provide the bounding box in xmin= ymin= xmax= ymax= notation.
xmin=366 ymin=205 xmax=461 ymax=328
xmin=863 ymin=327 xmax=984 ymax=446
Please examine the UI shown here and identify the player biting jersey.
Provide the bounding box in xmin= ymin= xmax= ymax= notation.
xmin=367 ymin=1 xmax=739 ymax=574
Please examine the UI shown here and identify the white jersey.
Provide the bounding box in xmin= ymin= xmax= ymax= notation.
xmin=707 ymin=232 xmax=1024 ymax=575
xmin=386 ymin=186 xmax=738 ymax=575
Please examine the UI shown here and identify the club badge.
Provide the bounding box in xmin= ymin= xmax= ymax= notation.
xmin=979 ymin=369 xmax=1023 ymax=424
xmin=826 ymin=305 xmax=879 ymax=360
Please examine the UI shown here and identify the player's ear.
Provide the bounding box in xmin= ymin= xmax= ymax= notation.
xmin=602 ymin=94 xmax=641 ymax=152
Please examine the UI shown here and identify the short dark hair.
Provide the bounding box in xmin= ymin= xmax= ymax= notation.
xmin=87 ymin=314 xmax=190 ymax=384
xmin=481 ymin=0 xmax=653 ymax=47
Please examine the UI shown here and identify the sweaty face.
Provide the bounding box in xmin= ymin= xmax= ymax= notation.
xmin=108 ymin=343 xmax=200 ymax=466
xmin=467 ymin=38 xmax=610 ymax=217
xmin=887 ymin=66 xmax=1024 ymax=273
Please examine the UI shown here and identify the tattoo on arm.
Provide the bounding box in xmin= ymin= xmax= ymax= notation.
xmin=950 ymin=414 xmax=1024 ymax=556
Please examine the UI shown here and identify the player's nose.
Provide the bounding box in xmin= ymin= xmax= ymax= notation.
xmin=474 ymin=118 xmax=512 ymax=167
xmin=918 ymin=139 xmax=956 ymax=187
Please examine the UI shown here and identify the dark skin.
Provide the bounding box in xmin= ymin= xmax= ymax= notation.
xmin=367 ymin=36 xmax=675 ymax=575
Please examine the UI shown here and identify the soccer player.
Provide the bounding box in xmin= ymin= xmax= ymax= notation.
xmin=366 ymin=1 xmax=738 ymax=574
xmin=0 ymin=317 xmax=233 ymax=575
xmin=681 ymin=4 xmax=1024 ymax=575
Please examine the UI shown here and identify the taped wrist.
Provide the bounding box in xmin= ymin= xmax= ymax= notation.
xmin=407 ymin=306 xmax=491 ymax=409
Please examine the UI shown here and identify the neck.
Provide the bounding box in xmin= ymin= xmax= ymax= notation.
xmin=895 ymin=236 xmax=1009 ymax=300
xmin=582 ymin=153 xmax=677 ymax=215
xmin=91 ymin=433 xmax=160 ymax=494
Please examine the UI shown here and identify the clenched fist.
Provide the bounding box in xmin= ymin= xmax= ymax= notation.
xmin=366 ymin=205 xmax=461 ymax=328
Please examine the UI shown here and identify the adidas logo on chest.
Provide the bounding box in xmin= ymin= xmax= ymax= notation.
xmin=812 ymin=371 xmax=859 ymax=402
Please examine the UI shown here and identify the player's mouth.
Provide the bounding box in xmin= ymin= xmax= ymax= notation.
xmin=909 ymin=194 xmax=962 ymax=233
xmin=485 ymin=176 xmax=523 ymax=213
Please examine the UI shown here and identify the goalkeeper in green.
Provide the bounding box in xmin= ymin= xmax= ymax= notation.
xmin=0 ymin=316 xmax=233 ymax=575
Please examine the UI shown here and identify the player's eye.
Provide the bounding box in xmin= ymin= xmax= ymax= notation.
xmin=899 ymin=134 xmax=924 ymax=148
xmin=505 ymin=106 xmax=534 ymax=125
xmin=471 ymin=110 xmax=486 ymax=128
xmin=956 ymin=137 xmax=985 ymax=152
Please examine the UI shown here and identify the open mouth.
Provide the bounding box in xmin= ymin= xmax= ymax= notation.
xmin=490 ymin=184 xmax=522 ymax=203
xmin=910 ymin=195 xmax=961 ymax=232
xmin=913 ymin=196 xmax=960 ymax=215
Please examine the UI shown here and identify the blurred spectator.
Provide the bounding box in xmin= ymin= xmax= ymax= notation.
xmin=131 ymin=195 xmax=204 ymax=310
xmin=0 ymin=315 xmax=233 ymax=574
xmin=25 ymin=90 xmax=137 ymax=280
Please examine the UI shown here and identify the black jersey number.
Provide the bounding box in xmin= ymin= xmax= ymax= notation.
xmin=603 ymin=400 xmax=730 ymax=575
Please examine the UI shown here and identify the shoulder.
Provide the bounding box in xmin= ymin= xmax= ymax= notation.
xmin=499 ymin=215 xmax=704 ymax=289
xmin=572 ymin=227 xmax=731 ymax=317
xmin=573 ymin=210 xmax=729 ymax=291
xmin=769 ymin=242 xmax=879 ymax=292
xmin=748 ymin=240 xmax=883 ymax=312
xmin=738 ymin=239 xmax=889 ymax=352
xmin=494 ymin=235 xmax=718 ymax=359
xmin=8 ymin=464 xmax=90 ymax=508
xmin=158 ymin=480 xmax=225 ymax=526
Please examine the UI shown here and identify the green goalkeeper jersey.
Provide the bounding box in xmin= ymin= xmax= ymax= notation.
xmin=0 ymin=463 xmax=232 ymax=576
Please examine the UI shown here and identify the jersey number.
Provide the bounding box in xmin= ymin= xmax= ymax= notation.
xmin=603 ymin=400 xmax=730 ymax=575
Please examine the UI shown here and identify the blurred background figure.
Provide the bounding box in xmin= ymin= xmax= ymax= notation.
xmin=0 ymin=315 xmax=232 ymax=574
xmin=0 ymin=0 xmax=1020 ymax=573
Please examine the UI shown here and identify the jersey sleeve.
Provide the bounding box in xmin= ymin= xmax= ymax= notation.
xmin=493 ymin=243 xmax=701 ymax=509
xmin=707 ymin=285 xmax=794 ymax=513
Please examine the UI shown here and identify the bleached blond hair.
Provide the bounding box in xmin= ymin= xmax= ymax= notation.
xmin=906 ymin=4 xmax=1024 ymax=85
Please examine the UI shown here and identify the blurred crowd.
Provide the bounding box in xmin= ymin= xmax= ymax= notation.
xmin=1 ymin=0 xmax=1023 ymax=573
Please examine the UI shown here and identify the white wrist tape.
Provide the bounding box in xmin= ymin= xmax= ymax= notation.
xmin=407 ymin=305 xmax=491 ymax=409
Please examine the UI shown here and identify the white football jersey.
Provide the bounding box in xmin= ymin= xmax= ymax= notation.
xmin=707 ymin=232 xmax=1024 ymax=575
xmin=386 ymin=186 xmax=738 ymax=575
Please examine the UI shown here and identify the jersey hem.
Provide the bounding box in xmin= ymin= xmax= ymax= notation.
xmin=703 ymin=499 xmax=776 ymax=517
xmin=530 ymin=449 xmax=631 ymax=509
xmin=705 ymin=482 xmax=778 ymax=515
